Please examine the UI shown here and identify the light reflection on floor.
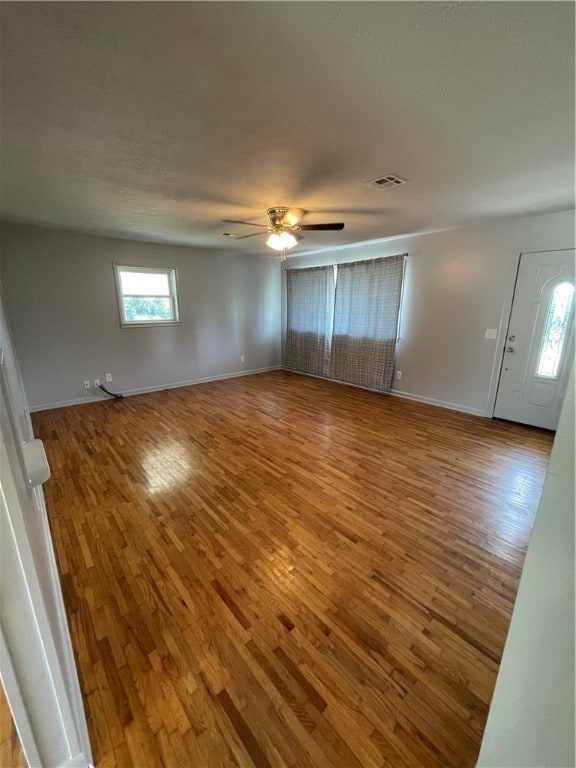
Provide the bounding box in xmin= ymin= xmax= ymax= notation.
xmin=473 ymin=451 xmax=547 ymax=560
xmin=142 ymin=441 xmax=192 ymax=492
xmin=491 ymin=453 xmax=544 ymax=506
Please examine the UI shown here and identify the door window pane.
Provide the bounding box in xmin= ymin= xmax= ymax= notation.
xmin=536 ymin=282 xmax=574 ymax=378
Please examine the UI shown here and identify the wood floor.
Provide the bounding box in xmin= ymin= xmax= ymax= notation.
xmin=0 ymin=686 xmax=27 ymax=768
xmin=31 ymin=371 xmax=553 ymax=768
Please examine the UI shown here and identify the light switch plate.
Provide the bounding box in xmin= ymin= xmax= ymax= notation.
xmin=485 ymin=328 xmax=498 ymax=339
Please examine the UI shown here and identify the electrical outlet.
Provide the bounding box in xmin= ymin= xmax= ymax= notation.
xmin=105 ymin=373 xmax=112 ymax=382
xmin=485 ymin=328 xmax=498 ymax=339
xmin=83 ymin=380 xmax=91 ymax=389
xmin=240 ymin=355 xmax=245 ymax=363
xmin=93 ymin=378 xmax=100 ymax=387
xmin=396 ymin=370 xmax=402 ymax=380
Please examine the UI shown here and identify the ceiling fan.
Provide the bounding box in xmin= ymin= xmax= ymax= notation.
xmin=222 ymin=207 xmax=344 ymax=258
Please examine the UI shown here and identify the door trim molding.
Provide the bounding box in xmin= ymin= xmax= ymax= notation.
xmin=486 ymin=252 xmax=522 ymax=418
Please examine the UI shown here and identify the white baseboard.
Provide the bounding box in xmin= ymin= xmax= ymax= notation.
xmin=29 ymin=369 xmax=488 ymax=419
xmin=390 ymin=388 xmax=488 ymax=417
xmin=282 ymin=367 xmax=488 ymax=417
xmin=29 ymin=366 xmax=281 ymax=412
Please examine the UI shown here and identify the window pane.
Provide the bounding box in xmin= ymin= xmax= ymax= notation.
xmin=120 ymin=270 xmax=170 ymax=296
xmin=536 ymin=282 xmax=574 ymax=378
xmin=123 ymin=296 xmax=173 ymax=322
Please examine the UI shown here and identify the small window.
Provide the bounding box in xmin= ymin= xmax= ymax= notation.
xmin=536 ymin=281 xmax=574 ymax=379
xmin=114 ymin=265 xmax=180 ymax=327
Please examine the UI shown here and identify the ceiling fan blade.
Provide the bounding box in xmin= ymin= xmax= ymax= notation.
xmin=222 ymin=231 xmax=263 ymax=239
xmin=222 ymin=218 xmax=267 ymax=228
xmin=299 ymin=223 xmax=344 ymax=231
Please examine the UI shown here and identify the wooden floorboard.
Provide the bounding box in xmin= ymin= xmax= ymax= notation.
xmin=30 ymin=371 xmax=552 ymax=767
xmin=0 ymin=685 xmax=27 ymax=768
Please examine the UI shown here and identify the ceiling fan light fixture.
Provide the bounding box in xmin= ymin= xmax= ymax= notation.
xmin=266 ymin=230 xmax=297 ymax=251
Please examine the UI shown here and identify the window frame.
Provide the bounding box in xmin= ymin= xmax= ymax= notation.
xmin=114 ymin=264 xmax=181 ymax=328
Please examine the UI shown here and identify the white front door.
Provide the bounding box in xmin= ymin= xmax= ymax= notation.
xmin=494 ymin=249 xmax=575 ymax=430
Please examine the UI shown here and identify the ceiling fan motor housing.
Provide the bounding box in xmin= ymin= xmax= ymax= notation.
xmin=222 ymin=208 xmax=344 ymax=244
xmin=267 ymin=207 xmax=293 ymax=229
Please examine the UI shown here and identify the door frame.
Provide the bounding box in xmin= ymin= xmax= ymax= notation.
xmin=0 ymin=291 xmax=93 ymax=768
xmin=488 ymin=248 xmax=575 ymax=420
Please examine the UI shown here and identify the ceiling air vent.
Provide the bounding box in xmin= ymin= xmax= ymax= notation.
xmin=366 ymin=174 xmax=407 ymax=191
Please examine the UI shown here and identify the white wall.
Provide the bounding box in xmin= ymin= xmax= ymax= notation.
xmin=476 ymin=361 xmax=575 ymax=767
xmin=283 ymin=209 xmax=575 ymax=415
xmin=0 ymin=222 xmax=281 ymax=410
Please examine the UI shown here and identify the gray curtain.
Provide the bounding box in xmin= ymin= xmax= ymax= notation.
xmin=284 ymin=266 xmax=335 ymax=377
xmin=329 ymin=255 xmax=405 ymax=391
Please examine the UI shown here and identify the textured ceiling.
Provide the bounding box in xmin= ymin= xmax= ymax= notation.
xmin=0 ymin=2 xmax=574 ymax=257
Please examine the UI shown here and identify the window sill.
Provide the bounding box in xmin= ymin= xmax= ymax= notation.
xmin=119 ymin=321 xmax=182 ymax=328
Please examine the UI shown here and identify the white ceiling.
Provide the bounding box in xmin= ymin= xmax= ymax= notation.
xmin=1 ymin=2 xmax=574 ymax=257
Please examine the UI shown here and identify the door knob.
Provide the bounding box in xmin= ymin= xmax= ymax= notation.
xmin=506 ymin=346 xmax=515 ymax=353
xmin=508 ymin=334 xmax=516 ymax=341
